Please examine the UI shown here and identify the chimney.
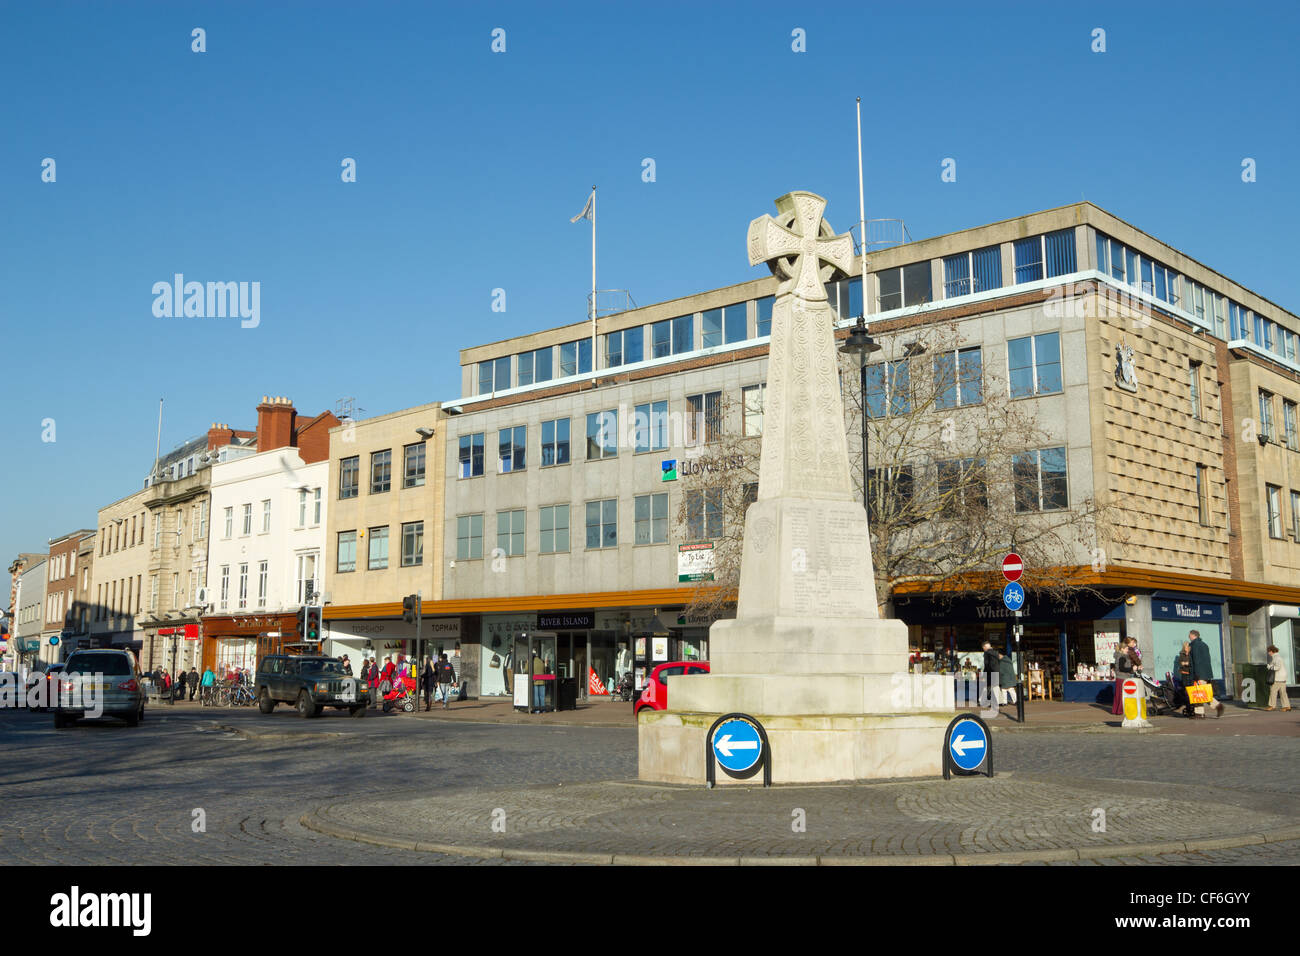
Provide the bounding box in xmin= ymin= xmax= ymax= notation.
xmin=256 ymin=396 xmax=297 ymax=452
xmin=207 ymin=422 xmax=236 ymax=451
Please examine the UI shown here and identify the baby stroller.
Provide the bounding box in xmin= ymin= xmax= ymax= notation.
xmin=381 ymin=673 xmax=418 ymax=713
xmin=1141 ymin=672 xmax=1176 ymax=716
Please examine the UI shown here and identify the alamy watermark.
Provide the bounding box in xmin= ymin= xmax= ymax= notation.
xmin=152 ymin=274 xmax=260 ymax=328
xmin=2 ymin=672 xmax=104 ymax=716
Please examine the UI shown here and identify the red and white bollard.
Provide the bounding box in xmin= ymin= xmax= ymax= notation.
xmin=1120 ymin=678 xmax=1151 ymax=729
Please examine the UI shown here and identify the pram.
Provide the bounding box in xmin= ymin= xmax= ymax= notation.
xmin=381 ymin=673 xmax=418 ymax=713
xmin=1141 ymin=672 xmax=1177 ymax=716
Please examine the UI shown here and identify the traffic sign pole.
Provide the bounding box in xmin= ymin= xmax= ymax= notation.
xmin=1001 ymin=552 xmax=1026 ymax=724
xmin=1014 ymin=610 xmax=1025 ymax=724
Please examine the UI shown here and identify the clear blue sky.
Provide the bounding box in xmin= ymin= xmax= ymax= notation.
xmin=2 ymin=0 xmax=1297 ymax=570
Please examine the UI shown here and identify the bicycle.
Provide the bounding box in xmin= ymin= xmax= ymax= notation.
xmin=230 ymin=683 xmax=257 ymax=707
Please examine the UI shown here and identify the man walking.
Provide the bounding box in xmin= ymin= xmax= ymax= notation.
xmin=981 ymin=641 xmax=1000 ymax=711
xmin=1188 ymin=629 xmax=1223 ymax=718
xmin=437 ymin=653 xmax=456 ymax=709
xmin=188 ymin=665 xmax=199 ymax=701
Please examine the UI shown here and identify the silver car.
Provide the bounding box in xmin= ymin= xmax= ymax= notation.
xmin=54 ymin=649 xmax=145 ymax=728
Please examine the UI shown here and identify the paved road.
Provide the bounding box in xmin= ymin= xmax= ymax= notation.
xmin=0 ymin=706 xmax=1296 ymax=865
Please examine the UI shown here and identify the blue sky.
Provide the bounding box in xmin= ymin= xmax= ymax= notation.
xmin=2 ymin=0 xmax=1297 ymax=569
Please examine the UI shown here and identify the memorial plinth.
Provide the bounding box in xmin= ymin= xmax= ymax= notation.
xmin=638 ymin=191 xmax=951 ymax=785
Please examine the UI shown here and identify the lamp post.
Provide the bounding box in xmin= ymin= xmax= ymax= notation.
xmin=839 ymin=315 xmax=881 ymax=516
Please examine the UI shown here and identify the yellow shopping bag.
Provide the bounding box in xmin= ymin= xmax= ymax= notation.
xmin=1186 ymin=682 xmax=1215 ymax=705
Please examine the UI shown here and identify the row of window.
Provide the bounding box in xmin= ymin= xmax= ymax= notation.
xmin=214 ymin=554 xmax=319 ymax=610
xmin=470 ymin=224 xmax=1299 ymax=409
xmin=1259 ymin=392 xmax=1300 ymax=450
xmin=94 ymin=574 xmax=142 ymax=622
xmin=1097 ymin=231 xmax=1298 ymax=362
xmin=867 ymin=448 xmax=1069 ymax=519
xmin=456 ymin=391 xmax=738 ymax=479
xmin=1264 ymin=486 xmax=1300 ymax=541
xmin=450 ymin=490 xmax=728 ymax=561
xmin=339 ymin=443 xmax=425 ymax=499
xmin=479 ymin=339 xmax=594 ymax=394
xmin=47 ymin=552 xmax=72 ymax=582
xmin=864 ymin=335 xmax=1061 ymax=419
xmin=337 ymin=522 xmax=423 ymax=571
xmin=221 ymin=490 xmax=323 ymax=537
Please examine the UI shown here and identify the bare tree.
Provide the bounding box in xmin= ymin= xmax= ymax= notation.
xmin=676 ymin=319 xmax=1135 ymax=619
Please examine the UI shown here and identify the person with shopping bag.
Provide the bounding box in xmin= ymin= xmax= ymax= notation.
xmin=1187 ymin=629 xmax=1222 ymax=718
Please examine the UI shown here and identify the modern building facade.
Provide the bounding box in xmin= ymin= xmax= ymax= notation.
xmin=321 ymin=198 xmax=1300 ymax=706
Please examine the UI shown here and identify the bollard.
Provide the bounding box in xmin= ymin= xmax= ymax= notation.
xmin=1119 ymin=677 xmax=1151 ymax=729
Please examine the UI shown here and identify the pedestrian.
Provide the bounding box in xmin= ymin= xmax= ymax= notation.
xmin=368 ymin=659 xmax=381 ymax=709
xmin=200 ymin=666 xmax=215 ymax=704
xmin=421 ymin=657 xmax=436 ymax=711
xmin=380 ymin=656 xmax=394 ymax=688
xmin=341 ymin=655 xmax=353 ymax=677
xmin=177 ymin=668 xmax=188 ymax=702
xmin=1266 ymin=645 xmax=1292 ymax=712
xmin=188 ymin=665 xmax=199 ymax=701
xmin=1176 ymin=641 xmax=1194 ymax=717
xmin=1111 ymin=638 xmax=1138 ymax=715
xmin=997 ymin=650 xmax=1018 ymax=706
xmin=1187 ymin=628 xmax=1222 ymax=717
xmin=981 ymin=641 xmax=999 ymax=708
xmin=531 ymin=647 xmax=547 ymax=712
xmin=162 ymin=669 xmax=174 ymax=705
xmin=437 ymin=653 xmax=456 ymax=709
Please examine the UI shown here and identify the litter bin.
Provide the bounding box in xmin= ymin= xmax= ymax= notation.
xmin=557 ymin=677 xmax=578 ymax=712
xmin=1240 ymin=663 xmax=1270 ymax=708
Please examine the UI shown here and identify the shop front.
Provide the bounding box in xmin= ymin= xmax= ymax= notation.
xmin=474 ymin=608 xmax=697 ymax=700
xmin=1149 ymin=596 xmax=1226 ymax=696
xmin=1266 ymin=605 xmax=1299 ymax=687
xmin=201 ymin=612 xmax=300 ymax=675
xmin=325 ymin=617 xmax=462 ymax=677
xmin=896 ymin=590 xmax=1131 ymax=703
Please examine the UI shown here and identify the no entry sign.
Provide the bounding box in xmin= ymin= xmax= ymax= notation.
xmin=1002 ymin=553 xmax=1023 ymax=583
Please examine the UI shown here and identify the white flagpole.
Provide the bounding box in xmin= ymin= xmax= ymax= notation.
xmin=856 ymin=97 xmax=867 ymax=324
xmin=590 ymin=185 xmax=597 ymax=382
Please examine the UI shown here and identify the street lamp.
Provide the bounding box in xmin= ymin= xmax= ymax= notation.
xmin=839 ymin=315 xmax=881 ymax=516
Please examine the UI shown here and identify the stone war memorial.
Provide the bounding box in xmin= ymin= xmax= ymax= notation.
xmin=639 ymin=190 xmax=953 ymax=785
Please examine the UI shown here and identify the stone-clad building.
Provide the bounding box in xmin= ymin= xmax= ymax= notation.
xmin=320 ymin=199 xmax=1300 ymax=703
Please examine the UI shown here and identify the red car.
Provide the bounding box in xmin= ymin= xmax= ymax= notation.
xmin=634 ymin=660 xmax=710 ymax=716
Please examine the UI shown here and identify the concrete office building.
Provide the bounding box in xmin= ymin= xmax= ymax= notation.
xmin=322 ymin=199 xmax=1300 ymax=704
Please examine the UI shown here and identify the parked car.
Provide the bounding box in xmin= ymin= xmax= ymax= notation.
xmin=634 ymin=660 xmax=710 ymax=716
xmin=255 ymin=655 xmax=367 ymax=718
xmin=53 ymin=649 xmax=144 ymax=728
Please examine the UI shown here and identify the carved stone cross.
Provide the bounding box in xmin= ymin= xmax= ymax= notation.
xmin=747 ymin=191 xmax=856 ymax=301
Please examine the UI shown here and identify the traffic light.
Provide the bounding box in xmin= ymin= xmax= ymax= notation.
xmin=302 ymin=605 xmax=322 ymax=643
xmin=402 ymin=594 xmax=421 ymax=625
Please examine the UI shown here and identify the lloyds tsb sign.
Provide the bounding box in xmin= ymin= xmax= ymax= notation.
xmin=680 ymin=454 xmax=746 ymax=477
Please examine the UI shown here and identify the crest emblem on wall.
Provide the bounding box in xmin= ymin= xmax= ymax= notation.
xmin=1114 ymin=339 xmax=1138 ymax=393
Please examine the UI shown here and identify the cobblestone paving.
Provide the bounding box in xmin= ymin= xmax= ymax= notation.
xmin=0 ymin=707 xmax=1296 ymax=865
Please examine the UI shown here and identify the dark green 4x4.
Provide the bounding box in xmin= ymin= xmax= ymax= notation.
xmin=256 ymin=655 xmax=367 ymax=718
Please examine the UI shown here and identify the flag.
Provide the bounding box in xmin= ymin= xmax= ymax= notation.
xmin=588 ymin=666 xmax=609 ymax=695
xmin=570 ymin=191 xmax=594 ymax=223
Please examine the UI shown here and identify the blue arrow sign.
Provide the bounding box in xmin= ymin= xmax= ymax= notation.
xmin=711 ymin=717 xmax=763 ymax=773
xmin=1002 ymin=581 xmax=1025 ymax=611
xmin=948 ymin=717 xmax=988 ymax=772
